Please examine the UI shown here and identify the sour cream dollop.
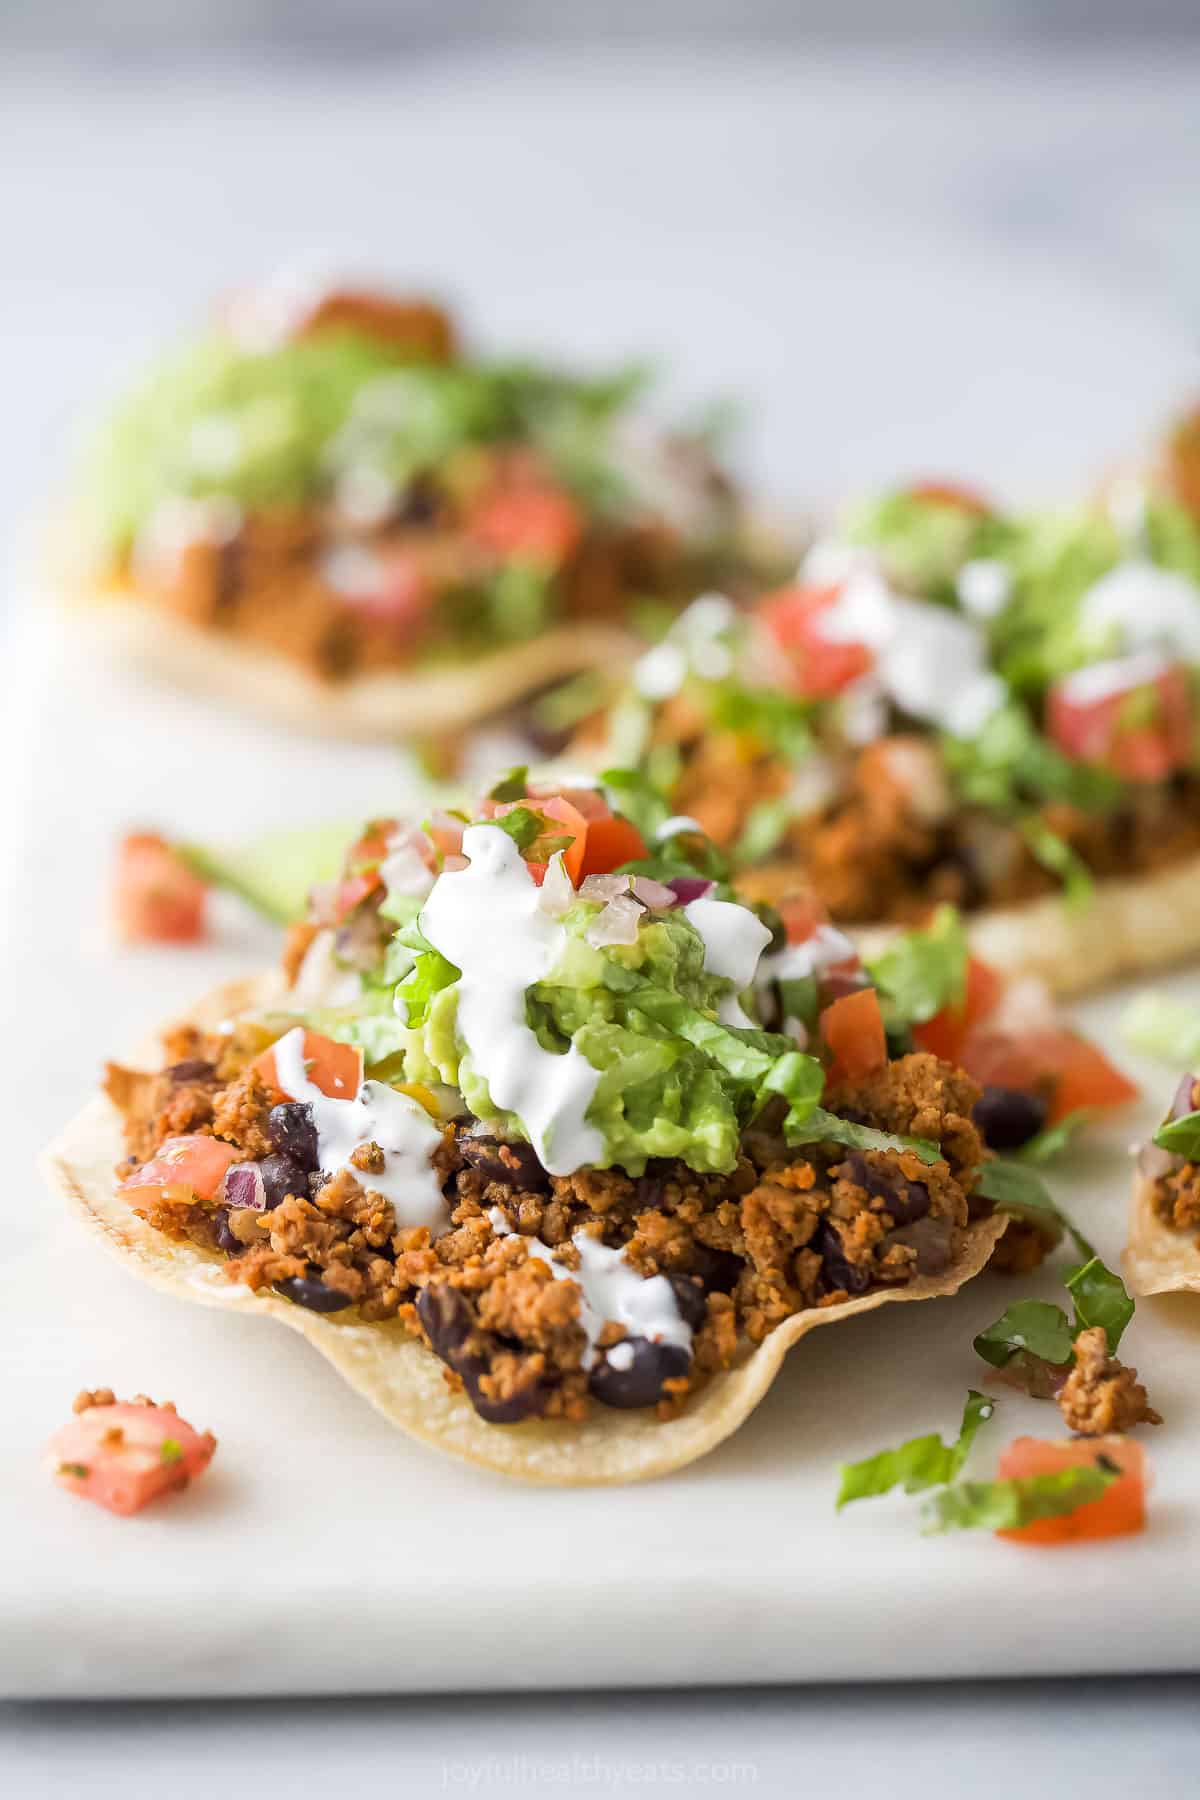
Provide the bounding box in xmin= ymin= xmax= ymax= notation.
xmin=271 ymin=1026 xmax=446 ymax=1234
xmin=800 ymin=542 xmax=1007 ymax=738
xmin=1079 ymin=560 xmax=1200 ymax=663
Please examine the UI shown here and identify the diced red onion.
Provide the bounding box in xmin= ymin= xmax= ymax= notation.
xmin=629 ymin=875 xmax=678 ymax=911
xmin=222 ymin=1164 xmax=267 ymax=1211
xmin=666 ymin=877 xmax=715 ymax=905
xmin=1169 ymin=1072 xmax=1198 ymax=1121
xmin=537 ymin=853 xmax=575 ymax=916
xmin=580 ymin=873 xmax=631 ymax=901
xmin=586 ymin=895 xmax=644 ymax=947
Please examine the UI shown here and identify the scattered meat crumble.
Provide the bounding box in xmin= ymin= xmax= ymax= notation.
xmin=1057 ymin=1326 xmax=1162 ymax=1437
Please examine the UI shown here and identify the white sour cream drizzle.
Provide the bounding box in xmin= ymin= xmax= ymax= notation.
xmin=759 ymin=923 xmax=858 ymax=986
xmin=1056 ymin=648 xmax=1172 ymax=708
xmin=487 ymin=1209 xmax=692 ymax=1370
xmin=271 ymin=1026 xmax=447 ymax=1234
xmin=682 ymin=894 xmax=772 ymax=1029
xmin=418 ymin=826 xmax=604 ymax=1176
xmin=800 ymin=541 xmax=1007 ymax=738
xmin=1078 ymin=560 xmax=1200 ymax=663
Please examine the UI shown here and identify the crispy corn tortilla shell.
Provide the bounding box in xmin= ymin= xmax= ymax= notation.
xmin=1126 ymin=1173 xmax=1200 ymax=1297
xmin=741 ymin=851 xmax=1200 ymax=999
xmin=65 ymin=571 xmax=639 ymax=744
xmin=41 ymin=974 xmax=1005 ymax=1486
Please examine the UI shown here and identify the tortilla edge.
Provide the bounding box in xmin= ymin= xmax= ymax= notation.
xmin=1125 ymin=1171 xmax=1200 ymax=1297
xmin=41 ymin=973 xmax=1007 ymax=1486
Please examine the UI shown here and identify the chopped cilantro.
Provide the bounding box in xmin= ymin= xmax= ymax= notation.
xmin=922 ymin=1461 xmax=1118 ymax=1534
xmin=159 ymin=1438 xmax=184 ymax=1466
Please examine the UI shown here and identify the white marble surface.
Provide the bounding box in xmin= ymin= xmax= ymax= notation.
xmin=4 ymin=39 xmax=1200 ymax=1795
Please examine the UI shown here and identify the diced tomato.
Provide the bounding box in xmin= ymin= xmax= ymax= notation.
xmin=995 ymin=1436 xmax=1146 ymax=1544
xmin=577 ymin=815 xmax=648 ymax=877
xmin=331 ymin=819 xmax=398 ymax=922
xmin=959 ymin=1025 xmax=1137 ymax=1124
xmin=525 ymin=783 xmax=612 ymax=822
xmin=1047 ymin=661 xmax=1195 ymax=783
xmin=339 ymin=550 xmax=432 ymax=642
xmin=778 ymin=893 xmax=834 ymax=948
xmin=120 ymin=1134 xmax=238 ymax=1203
xmin=1033 ymin=1031 xmax=1139 ymax=1123
xmin=45 ymin=1398 xmax=217 ymax=1518
xmin=495 ymin=794 xmax=590 ymax=887
xmin=913 ymin=956 xmax=1004 ymax=1064
xmin=907 ymin=478 xmax=993 ymax=516
xmin=821 ymin=987 xmax=888 ymax=1083
xmin=255 ymin=1030 xmax=362 ymax=1101
xmin=759 ymin=584 xmax=874 ymax=699
xmin=469 ymin=484 xmax=583 ymax=567
xmin=113 ymin=833 xmax=208 ymax=945
xmin=427 ymin=811 xmax=466 ymax=860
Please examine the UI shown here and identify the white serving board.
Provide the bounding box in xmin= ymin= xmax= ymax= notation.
xmin=3 ymin=604 xmax=1200 ymax=1699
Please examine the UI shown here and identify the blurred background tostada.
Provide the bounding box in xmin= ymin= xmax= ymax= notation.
xmin=65 ymin=270 xmax=787 ymax=735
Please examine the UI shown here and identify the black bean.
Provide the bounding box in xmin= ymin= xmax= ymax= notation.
xmin=690 ymin=1246 xmax=743 ymax=1294
xmin=416 ymin=1284 xmax=549 ymax=1423
xmin=589 ymin=1339 xmax=691 ymax=1410
xmin=839 ymin=1152 xmax=930 ymax=1225
xmin=886 ymin=1215 xmax=953 ymax=1276
xmin=459 ymin=1133 xmax=550 ymax=1194
xmin=972 ymin=1085 xmax=1049 ymax=1151
xmin=667 ymin=1273 xmax=708 ymax=1332
xmin=165 ymin=1059 xmax=217 ymax=1083
xmin=816 ymin=1219 xmax=873 ymax=1296
xmin=267 ymin=1102 xmax=319 ymax=1171
xmin=213 ymin=1207 xmax=240 ymax=1254
xmin=276 ymin=1273 xmax=353 ymax=1314
xmin=259 ymin=1153 xmax=310 ymax=1210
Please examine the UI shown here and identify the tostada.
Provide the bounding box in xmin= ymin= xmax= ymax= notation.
xmin=64 ymin=271 xmax=780 ymax=740
xmin=42 ymin=774 xmax=1043 ymax=1483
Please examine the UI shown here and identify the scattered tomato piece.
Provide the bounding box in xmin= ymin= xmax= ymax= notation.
xmin=120 ymin=1134 xmax=238 ymax=1203
xmin=45 ymin=1394 xmax=217 ymax=1518
xmin=1047 ymin=661 xmax=1195 ymax=782
xmin=821 ymin=987 xmax=888 ymax=1083
xmin=113 ymin=832 xmax=208 ymax=945
xmin=760 ymin=584 xmax=874 ymax=698
xmin=996 ymin=1435 xmax=1146 ymax=1544
xmin=577 ymin=815 xmax=648 ymax=877
xmin=959 ymin=1025 xmax=1137 ymax=1124
xmin=255 ymin=1030 xmax=362 ymax=1101
xmin=907 ymin=478 xmax=993 ymax=516
xmin=469 ymin=484 xmax=583 ymax=567
xmin=330 ymin=818 xmax=399 ymax=922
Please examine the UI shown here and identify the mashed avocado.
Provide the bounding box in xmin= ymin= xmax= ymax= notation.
xmin=398 ymin=897 xmax=807 ymax=1177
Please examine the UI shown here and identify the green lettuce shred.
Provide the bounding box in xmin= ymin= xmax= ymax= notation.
xmin=836 ymin=1390 xmax=995 ymax=1510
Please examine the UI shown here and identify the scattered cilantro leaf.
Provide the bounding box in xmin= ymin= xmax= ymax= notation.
xmin=836 ymin=1391 xmax=995 ymax=1510
xmin=1153 ymin=1108 xmax=1200 ymax=1159
xmin=974 ymin=1300 xmax=1075 ymax=1371
xmin=58 ymin=1461 xmax=89 ymax=1480
xmin=1065 ymin=1254 xmax=1134 ymax=1355
xmin=159 ymin=1438 xmax=183 ymax=1465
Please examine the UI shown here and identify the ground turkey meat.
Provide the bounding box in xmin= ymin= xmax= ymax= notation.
xmin=1057 ymin=1326 xmax=1162 ymax=1436
xmin=109 ymin=1031 xmax=988 ymax=1424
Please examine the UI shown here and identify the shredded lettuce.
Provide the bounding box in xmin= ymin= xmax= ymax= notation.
xmin=922 ymin=1461 xmax=1118 ymax=1534
xmin=735 ymin=796 xmax=793 ymax=865
xmin=865 ymin=905 xmax=967 ymax=1029
xmin=836 ymin=1390 xmax=995 ymax=1509
xmin=787 ymin=1108 xmax=941 ymax=1164
xmin=1122 ymin=992 xmax=1200 ymax=1066
xmin=1021 ymin=818 xmax=1094 ymax=910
